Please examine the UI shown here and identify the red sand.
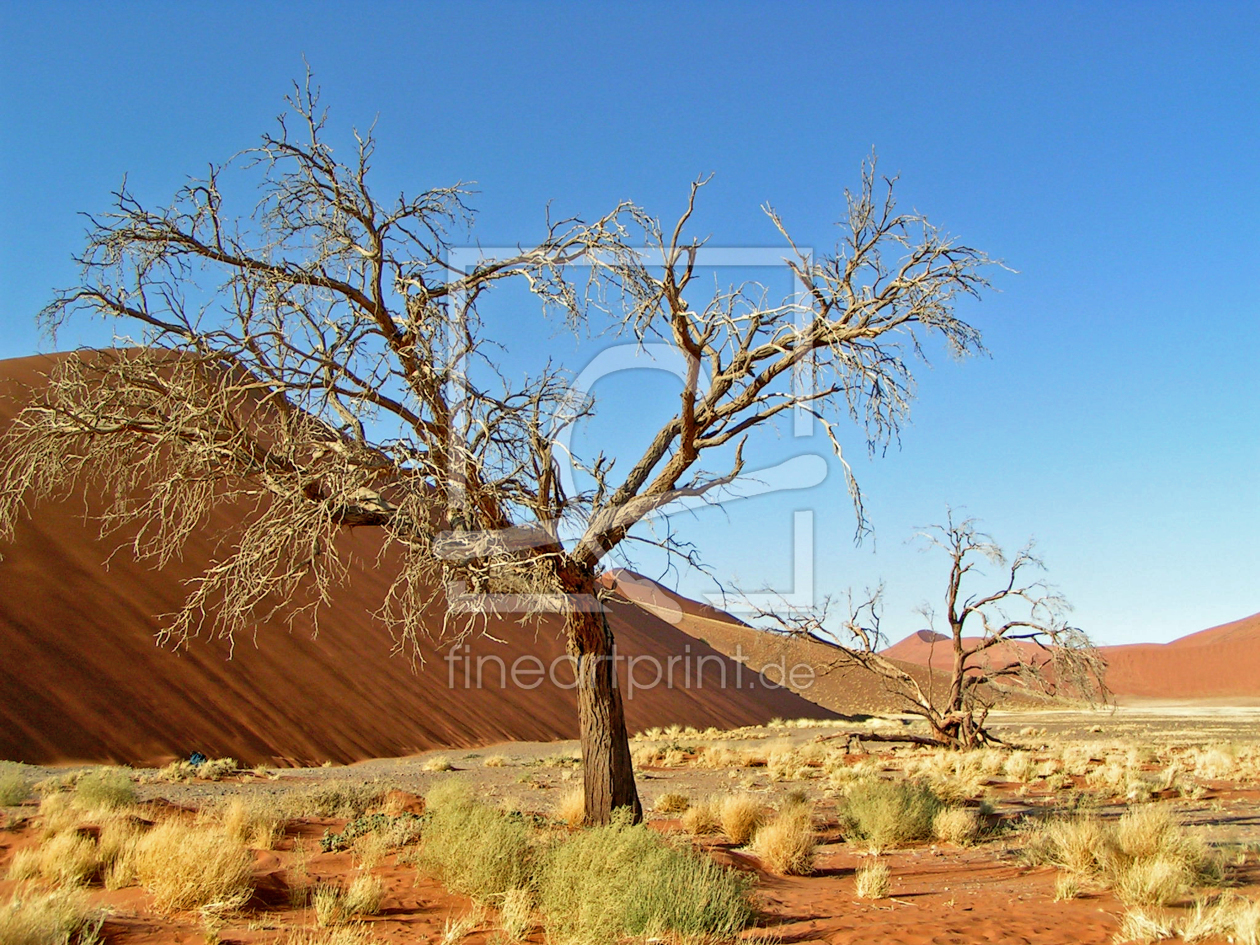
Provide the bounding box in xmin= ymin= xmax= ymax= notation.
xmin=611 ymin=567 xmax=1260 ymax=706
xmin=1097 ymin=612 xmax=1260 ymax=699
xmin=881 ymin=616 xmax=1260 ymax=701
xmin=0 ymin=354 xmax=832 ymax=766
xmin=600 ymin=570 xmax=1036 ymax=715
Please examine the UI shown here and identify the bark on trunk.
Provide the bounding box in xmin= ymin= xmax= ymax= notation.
xmin=566 ymin=603 xmax=643 ymax=825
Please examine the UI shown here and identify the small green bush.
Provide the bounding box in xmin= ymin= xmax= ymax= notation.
xmin=73 ymin=769 xmax=136 ymax=811
xmin=538 ymin=812 xmax=754 ymax=944
xmin=0 ymin=766 xmax=31 ymax=806
xmin=416 ymin=786 xmax=532 ymax=902
xmin=840 ymin=778 xmax=943 ymax=848
xmin=320 ymin=812 xmax=424 ymax=852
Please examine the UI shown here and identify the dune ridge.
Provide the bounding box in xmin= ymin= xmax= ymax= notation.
xmin=880 ymin=613 xmax=1260 ymax=700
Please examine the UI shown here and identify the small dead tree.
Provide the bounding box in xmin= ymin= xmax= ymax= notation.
xmin=0 ymin=77 xmax=996 ymax=821
xmin=755 ymin=512 xmax=1108 ymax=748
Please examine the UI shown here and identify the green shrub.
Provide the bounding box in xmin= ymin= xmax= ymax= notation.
xmin=73 ymin=770 xmax=136 ymax=811
xmin=320 ymin=812 xmax=424 ymax=852
xmin=0 ymin=766 xmax=30 ymax=806
xmin=840 ymin=778 xmax=943 ymax=848
xmin=416 ymin=788 xmax=531 ymax=902
xmin=538 ymin=812 xmax=754 ymax=945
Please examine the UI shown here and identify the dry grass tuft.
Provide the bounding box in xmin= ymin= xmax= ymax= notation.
xmin=552 ymin=788 xmax=585 ymax=826
xmin=219 ymin=796 xmax=284 ymax=850
xmin=150 ymin=758 xmax=238 ymax=783
xmin=350 ymin=831 xmax=390 ymax=871
xmin=1054 ymin=871 xmax=1081 ymax=901
xmin=36 ymin=792 xmax=83 ymax=839
xmin=438 ymin=907 xmax=486 ymax=945
xmin=1003 ymin=751 xmax=1036 ymax=783
xmin=719 ymin=794 xmax=764 ymax=845
xmin=1114 ymin=856 xmax=1194 ymax=908
xmin=0 ymin=885 xmax=102 ymax=945
xmin=1115 ymin=906 xmax=1176 ymax=943
xmin=288 ymin=782 xmax=386 ymax=819
xmin=422 ymin=755 xmax=455 ymax=773
xmin=653 ymin=791 xmax=690 ymax=814
xmin=313 ymin=884 xmax=348 ymax=928
xmin=1025 ymin=816 xmax=1111 ymax=876
xmin=854 ymin=858 xmax=891 ymax=899
xmin=933 ymin=807 xmax=981 ymax=846
xmin=498 ymin=887 xmax=533 ymax=942
xmin=134 ymin=819 xmax=253 ymax=913
xmin=28 ymin=831 xmax=99 ymax=886
xmin=1181 ymin=893 xmax=1260 ymax=945
xmin=680 ymin=796 xmax=721 ymax=836
xmin=343 ymin=874 xmax=384 ymax=917
xmin=284 ymin=926 xmax=377 ymax=945
xmin=8 ymin=811 xmax=144 ymax=889
xmin=482 ymin=755 xmax=510 ymax=768
xmin=750 ymin=806 xmax=816 ymax=875
xmin=1026 ymin=805 xmax=1223 ymax=908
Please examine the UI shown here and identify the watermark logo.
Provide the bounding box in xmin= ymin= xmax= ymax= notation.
xmin=444 ymin=643 xmax=816 ymax=698
xmin=437 ymin=244 xmax=824 ymax=620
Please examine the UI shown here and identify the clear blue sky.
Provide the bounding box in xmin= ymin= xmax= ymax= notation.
xmin=1 ymin=1 xmax=1256 ymax=645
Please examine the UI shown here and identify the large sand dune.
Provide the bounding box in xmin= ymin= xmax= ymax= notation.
xmin=0 ymin=354 xmax=832 ymax=766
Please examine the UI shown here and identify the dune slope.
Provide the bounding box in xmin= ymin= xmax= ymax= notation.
xmin=601 ymin=570 xmax=1035 ymax=715
xmin=0 ymin=354 xmax=832 ymax=766
xmin=881 ymin=614 xmax=1260 ymax=700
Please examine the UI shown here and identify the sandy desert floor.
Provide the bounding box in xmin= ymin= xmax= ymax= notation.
xmin=2 ymin=705 xmax=1259 ymax=945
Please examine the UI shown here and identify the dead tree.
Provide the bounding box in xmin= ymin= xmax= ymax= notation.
xmin=0 ymin=77 xmax=995 ymax=821
xmin=755 ymin=512 xmax=1108 ymax=748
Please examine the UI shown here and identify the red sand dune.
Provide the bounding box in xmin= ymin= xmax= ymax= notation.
xmin=879 ymin=629 xmax=1044 ymax=672
xmin=612 ymin=569 xmax=1260 ymax=705
xmin=881 ymin=616 xmax=1260 ymax=700
xmin=1098 ymin=613 xmax=1260 ymax=699
xmin=0 ymin=354 xmax=833 ymax=767
xmin=600 ymin=570 xmax=1038 ymax=715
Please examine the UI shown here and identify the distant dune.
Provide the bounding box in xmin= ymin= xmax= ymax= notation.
xmin=0 ymin=354 xmax=833 ymax=767
xmin=610 ymin=570 xmax=1260 ymax=706
xmin=5 ymin=349 xmax=1254 ymax=769
xmin=880 ymin=614 xmax=1260 ymax=701
xmin=602 ymin=570 xmax=1037 ymax=715
xmin=879 ymin=629 xmax=1042 ymax=672
xmin=1097 ymin=613 xmax=1260 ymax=699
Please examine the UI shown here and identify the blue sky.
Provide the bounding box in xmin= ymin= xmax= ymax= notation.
xmin=1 ymin=1 xmax=1256 ymax=645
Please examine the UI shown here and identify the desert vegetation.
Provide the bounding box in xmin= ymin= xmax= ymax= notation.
xmin=2 ymin=710 xmax=1256 ymax=944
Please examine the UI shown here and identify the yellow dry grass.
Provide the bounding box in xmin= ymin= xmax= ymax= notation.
xmin=749 ymin=806 xmax=815 ymax=875
xmin=854 ymin=858 xmax=891 ymax=899
xmin=718 ymin=794 xmax=763 ymax=845
xmin=133 ymin=819 xmax=253 ymax=913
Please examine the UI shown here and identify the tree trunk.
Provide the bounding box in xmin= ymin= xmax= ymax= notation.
xmin=566 ymin=603 xmax=643 ymax=825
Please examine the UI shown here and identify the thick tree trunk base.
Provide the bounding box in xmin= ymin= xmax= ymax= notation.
xmin=567 ymin=601 xmax=642 ymax=825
